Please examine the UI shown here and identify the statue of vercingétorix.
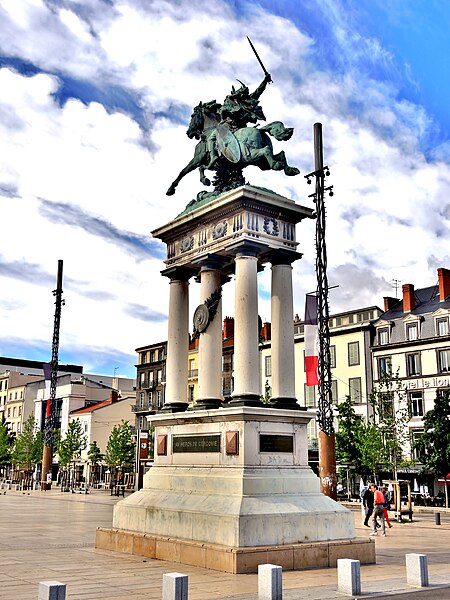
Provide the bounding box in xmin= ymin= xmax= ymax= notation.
xmin=166 ymin=44 xmax=300 ymax=202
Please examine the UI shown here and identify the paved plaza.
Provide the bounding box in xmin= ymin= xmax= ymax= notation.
xmin=1 ymin=489 xmax=450 ymax=599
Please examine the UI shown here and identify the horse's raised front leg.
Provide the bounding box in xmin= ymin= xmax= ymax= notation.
xmin=166 ymin=142 xmax=208 ymax=196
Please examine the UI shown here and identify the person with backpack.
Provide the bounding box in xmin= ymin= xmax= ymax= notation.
xmin=370 ymin=484 xmax=387 ymax=536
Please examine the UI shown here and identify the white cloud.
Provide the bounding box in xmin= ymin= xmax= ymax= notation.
xmin=0 ymin=0 xmax=449 ymax=375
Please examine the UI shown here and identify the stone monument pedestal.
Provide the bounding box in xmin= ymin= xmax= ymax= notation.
xmin=96 ymin=406 xmax=375 ymax=572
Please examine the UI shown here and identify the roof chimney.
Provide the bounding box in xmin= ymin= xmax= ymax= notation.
xmin=402 ymin=284 xmax=415 ymax=312
xmin=261 ymin=322 xmax=271 ymax=342
xmin=223 ymin=316 xmax=234 ymax=340
xmin=438 ymin=268 xmax=450 ymax=301
xmin=383 ymin=296 xmax=398 ymax=312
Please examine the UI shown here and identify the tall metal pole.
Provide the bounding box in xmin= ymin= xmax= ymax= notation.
xmin=41 ymin=260 xmax=64 ymax=491
xmin=305 ymin=123 xmax=336 ymax=499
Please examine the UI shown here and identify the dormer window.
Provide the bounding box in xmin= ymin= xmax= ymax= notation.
xmin=406 ymin=322 xmax=418 ymax=341
xmin=436 ymin=317 xmax=449 ymax=337
xmin=378 ymin=328 xmax=389 ymax=345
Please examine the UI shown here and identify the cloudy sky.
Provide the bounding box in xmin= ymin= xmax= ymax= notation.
xmin=1 ymin=0 xmax=450 ymax=379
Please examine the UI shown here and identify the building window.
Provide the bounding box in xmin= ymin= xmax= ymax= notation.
xmin=349 ymin=377 xmax=362 ymax=404
xmin=378 ymin=356 xmax=392 ymax=378
xmin=406 ymin=353 xmax=421 ymax=376
xmin=304 ymin=385 xmax=316 ymax=407
xmin=139 ymin=392 xmax=145 ymax=408
xmin=331 ymin=379 xmax=338 ymax=404
xmin=406 ymin=322 xmax=419 ymax=341
xmin=7 ymin=408 xmax=11 ymax=417
xmin=265 ymin=355 xmax=272 ymax=377
xmin=140 ymin=351 xmax=147 ymax=364
xmin=438 ymin=349 xmax=450 ymax=373
xmin=378 ymin=328 xmax=389 ymax=345
xmin=348 ymin=342 xmax=360 ymax=366
xmin=330 ymin=345 xmax=336 ymax=369
xmin=156 ymin=390 xmax=162 ymax=409
xmin=150 ymin=350 xmax=155 ymax=362
xmin=409 ymin=392 xmax=424 ymax=417
xmin=188 ymin=385 xmax=194 ymax=403
xmin=148 ymin=391 xmax=153 ymax=406
xmin=157 ymin=369 xmax=162 ymax=384
xmin=411 ymin=430 xmax=424 ymax=461
xmin=379 ymin=393 xmax=394 ymax=419
xmin=139 ymin=372 xmax=146 ymax=387
xmin=138 ymin=416 xmax=147 ymax=429
xmin=436 ymin=317 xmax=449 ymax=337
xmin=158 ymin=348 xmax=164 ymax=361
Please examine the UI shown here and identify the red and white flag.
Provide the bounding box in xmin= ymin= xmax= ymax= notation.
xmin=43 ymin=363 xmax=51 ymax=418
xmin=304 ymin=294 xmax=320 ymax=386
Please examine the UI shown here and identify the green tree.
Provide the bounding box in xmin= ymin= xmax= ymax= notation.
xmin=357 ymin=421 xmax=387 ymax=479
xmin=0 ymin=417 xmax=13 ymax=471
xmin=11 ymin=415 xmax=43 ymax=469
xmin=105 ymin=420 xmax=135 ymax=470
xmin=414 ymin=389 xmax=450 ymax=506
xmin=335 ymin=395 xmax=364 ymax=468
xmin=369 ymin=371 xmax=411 ymax=480
xmin=87 ymin=440 xmax=103 ymax=465
xmin=57 ymin=420 xmax=87 ymax=468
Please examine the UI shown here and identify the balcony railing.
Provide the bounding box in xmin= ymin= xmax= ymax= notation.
xmin=188 ymin=369 xmax=198 ymax=379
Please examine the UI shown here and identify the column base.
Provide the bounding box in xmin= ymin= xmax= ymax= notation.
xmin=270 ymin=397 xmax=305 ymax=410
xmin=190 ymin=398 xmax=222 ymax=410
xmin=160 ymin=402 xmax=189 ymax=413
xmin=228 ymin=393 xmax=263 ymax=407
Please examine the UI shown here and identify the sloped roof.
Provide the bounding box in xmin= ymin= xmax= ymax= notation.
xmin=380 ymin=285 xmax=450 ymax=320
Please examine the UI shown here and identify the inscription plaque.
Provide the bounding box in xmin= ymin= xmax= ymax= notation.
xmin=173 ymin=434 xmax=221 ymax=453
xmin=259 ymin=434 xmax=294 ymax=453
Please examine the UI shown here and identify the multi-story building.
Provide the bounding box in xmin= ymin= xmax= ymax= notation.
xmin=1 ymin=371 xmax=42 ymax=432
xmin=261 ymin=305 xmax=383 ymax=445
xmin=134 ymin=342 xmax=167 ymax=430
xmin=371 ymin=267 xmax=450 ymax=469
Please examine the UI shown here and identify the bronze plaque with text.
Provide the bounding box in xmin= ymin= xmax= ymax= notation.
xmin=173 ymin=434 xmax=221 ymax=453
xmin=259 ymin=434 xmax=294 ymax=453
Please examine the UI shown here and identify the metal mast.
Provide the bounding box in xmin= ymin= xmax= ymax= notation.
xmin=305 ymin=123 xmax=336 ymax=499
xmin=41 ymin=259 xmax=64 ymax=490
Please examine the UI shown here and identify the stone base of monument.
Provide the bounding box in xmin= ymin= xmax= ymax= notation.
xmin=95 ymin=407 xmax=375 ymax=573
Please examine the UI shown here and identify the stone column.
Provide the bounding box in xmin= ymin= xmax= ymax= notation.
xmin=162 ymin=271 xmax=190 ymax=412
xmin=270 ymin=254 xmax=299 ymax=409
xmin=230 ymin=251 xmax=262 ymax=406
xmin=195 ymin=263 xmax=223 ymax=409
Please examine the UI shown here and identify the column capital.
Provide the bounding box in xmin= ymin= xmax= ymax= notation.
xmin=225 ymin=239 xmax=269 ymax=258
xmin=269 ymin=249 xmax=303 ymax=266
xmin=161 ymin=265 xmax=196 ymax=281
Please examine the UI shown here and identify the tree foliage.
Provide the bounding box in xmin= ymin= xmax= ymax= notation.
xmin=87 ymin=440 xmax=103 ymax=465
xmin=0 ymin=417 xmax=13 ymax=466
xmin=335 ymin=395 xmax=386 ymax=477
xmin=369 ymin=371 xmax=411 ymax=480
xmin=57 ymin=420 xmax=87 ymax=468
xmin=105 ymin=420 xmax=135 ymax=469
xmin=11 ymin=415 xmax=43 ymax=469
xmin=415 ymin=389 xmax=450 ymax=477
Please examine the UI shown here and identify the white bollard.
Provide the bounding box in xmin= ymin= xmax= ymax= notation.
xmin=258 ymin=564 xmax=282 ymax=600
xmin=406 ymin=553 xmax=429 ymax=587
xmin=38 ymin=581 xmax=66 ymax=600
xmin=162 ymin=572 xmax=188 ymax=600
xmin=337 ymin=558 xmax=361 ymax=596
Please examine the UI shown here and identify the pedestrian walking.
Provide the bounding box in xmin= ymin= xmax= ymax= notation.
xmin=382 ymin=486 xmax=393 ymax=528
xmin=363 ymin=483 xmax=375 ymax=527
xmin=370 ymin=485 xmax=386 ymax=536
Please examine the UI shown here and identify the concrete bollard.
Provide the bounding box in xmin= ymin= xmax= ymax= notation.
xmin=406 ymin=553 xmax=429 ymax=587
xmin=337 ymin=558 xmax=361 ymax=596
xmin=38 ymin=581 xmax=66 ymax=600
xmin=162 ymin=572 xmax=188 ymax=600
xmin=258 ymin=564 xmax=282 ymax=600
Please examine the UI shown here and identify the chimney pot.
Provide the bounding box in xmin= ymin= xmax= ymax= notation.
xmin=438 ymin=268 xmax=450 ymax=301
xmin=402 ymin=284 xmax=415 ymax=312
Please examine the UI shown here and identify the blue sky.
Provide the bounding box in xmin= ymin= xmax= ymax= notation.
xmin=1 ymin=0 xmax=449 ymax=378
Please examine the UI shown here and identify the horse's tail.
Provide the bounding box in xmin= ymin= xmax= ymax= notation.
xmin=259 ymin=121 xmax=293 ymax=141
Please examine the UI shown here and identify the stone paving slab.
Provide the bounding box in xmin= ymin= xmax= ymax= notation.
xmin=1 ymin=489 xmax=450 ymax=599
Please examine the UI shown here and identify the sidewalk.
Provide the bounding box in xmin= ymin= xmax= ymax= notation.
xmin=1 ymin=489 xmax=450 ymax=599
